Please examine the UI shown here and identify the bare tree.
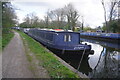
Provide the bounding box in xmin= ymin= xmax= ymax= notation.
xmin=101 ymin=0 xmax=118 ymax=32
xmin=23 ymin=13 xmax=40 ymax=28
xmin=101 ymin=0 xmax=108 ymax=32
xmin=109 ymin=0 xmax=117 ymax=21
xmin=32 ymin=16 xmax=39 ymax=27
xmin=43 ymin=3 xmax=80 ymax=30
xmin=23 ymin=14 xmax=31 ymax=27
xmin=47 ymin=8 xmax=66 ymax=28
xmin=44 ymin=10 xmax=51 ymax=28
xmin=46 ymin=3 xmax=80 ymax=30
xmin=54 ymin=8 xmax=66 ymax=28
xmin=64 ymin=3 xmax=79 ymax=31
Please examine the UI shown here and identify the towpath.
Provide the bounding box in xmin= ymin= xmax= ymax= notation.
xmin=0 ymin=31 xmax=50 ymax=78
xmin=0 ymin=31 xmax=49 ymax=78
xmin=2 ymin=31 xmax=34 ymax=78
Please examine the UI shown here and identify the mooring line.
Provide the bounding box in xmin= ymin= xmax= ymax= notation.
xmin=76 ymin=46 xmax=86 ymax=73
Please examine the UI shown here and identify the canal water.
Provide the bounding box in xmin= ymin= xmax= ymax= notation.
xmin=53 ymin=38 xmax=120 ymax=78
xmin=80 ymin=38 xmax=120 ymax=78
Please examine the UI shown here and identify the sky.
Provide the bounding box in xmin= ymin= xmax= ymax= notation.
xmin=11 ymin=0 xmax=107 ymax=28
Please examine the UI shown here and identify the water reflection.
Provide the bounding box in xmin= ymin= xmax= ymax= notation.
xmin=80 ymin=38 xmax=120 ymax=78
xmin=81 ymin=41 xmax=103 ymax=69
xmin=89 ymin=48 xmax=119 ymax=78
xmin=80 ymin=38 xmax=120 ymax=50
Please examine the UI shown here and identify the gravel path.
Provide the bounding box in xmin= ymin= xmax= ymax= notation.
xmin=2 ymin=31 xmax=34 ymax=78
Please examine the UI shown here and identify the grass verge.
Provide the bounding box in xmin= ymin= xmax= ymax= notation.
xmin=18 ymin=31 xmax=79 ymax=78
xmin=0 ymin=36 xmax=2 ymax=52
xmin=2 ymin=29 xmax=14 ymax=49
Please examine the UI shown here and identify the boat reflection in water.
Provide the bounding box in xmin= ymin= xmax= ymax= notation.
xmin=80 ymin=38 xmax=120 ymax=50
xmin=89 ymin=48 xmax=119 ymax=78
xmin=81 ymin=38 xmax=120 ymax=78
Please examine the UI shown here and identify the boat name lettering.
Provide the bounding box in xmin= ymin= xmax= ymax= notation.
xmin=74 ymin=47 xmax=84 ymax=50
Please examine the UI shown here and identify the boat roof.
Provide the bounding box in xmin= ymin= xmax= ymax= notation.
xmin=28 ymin=28 xmax=79 ymax=34
xmin=36 ymin=28 xmax=79 ymax=34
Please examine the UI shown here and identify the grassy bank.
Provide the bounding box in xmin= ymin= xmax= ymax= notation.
xmin=18 ymin=31 xmax=79 ymax=78
xmin=2 ymin=29 xmax=14 ymax=49
xmin=0 ymin=36 xmax=2 ymax=51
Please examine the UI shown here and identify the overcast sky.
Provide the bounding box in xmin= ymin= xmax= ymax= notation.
xmin=11 ymin=0 xmax=107 ymax=28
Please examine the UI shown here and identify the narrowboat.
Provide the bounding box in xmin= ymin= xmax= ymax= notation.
xmin=80 ymin=32 xmax=120 ymax=43
xmin=27 ymin=28 xmax=93 ymax=55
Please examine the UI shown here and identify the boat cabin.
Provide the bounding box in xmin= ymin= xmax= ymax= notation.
xmin=54 ymin=32 xmax=80 ymax=45
xmin=28 ymin=29 xmax=80 ymax=46
xmin=27 ymin=29 xmax=93 ymax=55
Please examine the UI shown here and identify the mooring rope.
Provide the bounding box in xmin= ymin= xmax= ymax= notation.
xmin=76 ymin=45 xmax=86 ymax=73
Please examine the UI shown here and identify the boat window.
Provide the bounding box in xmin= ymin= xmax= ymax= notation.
xmin=64 ymin=34 xmax=71 ymax=42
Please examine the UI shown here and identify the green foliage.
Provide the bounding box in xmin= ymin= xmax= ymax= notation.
xmin=2 ymin=2 xmax=16 ymax=49
xmin=102 ymin=25 xmax=107 ymax=32
xmin=0 ymin=2 xmax=2 ymax=27
xmin=74 ymin=28 xmax=80 ymax=32
xmin=19 ymin=31 xmax=79 ymax=78
xmin=19 ymin=22 xmax=30 ymax=28
xmin=0 ymin=35 xmax=2 ymax=51
xmin=2 ymin=2 xmax=17 ymax=28
xmin=83 ymin=27 xmax=92 ymax=32
xmin=63 ymin=25 xmax=69 ymax=30
xmin=2 ymin=29 xmax=14 ymax=49
xmin=102 ymin=19 xmax=120 ymax=33
xmin=109 ymin=20 xmax=120 ymax=33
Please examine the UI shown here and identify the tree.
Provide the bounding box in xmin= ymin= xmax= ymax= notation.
xmin=102 ymin=19 xmax=120 ymax=33
xmin=46 ymin=8 xmax=66 ymax=28
xmin=83 ymin=27 xmax=92 ymax=32
xmin=108 ymin=19 xmax=120 ymax=33
xmin=109 ymin=0 xmax=118 ymax=21
xmin=53 ymin=8 xmax=66 ymax=28
xmin=2 ymin=2 xmax=17 ymax=28
xmin=101 ymin=0 xmax=118 ymax=32
xmin=64 ymin=3 xmax=79 ymax=31
xmin=46 ymin=3 xmax=80 ymax=30
xmin=44 ymin=11 xmax=50 ymax=28
xmin=0 ymin=1 xmax=2 ymax=27
xmin=23 ymin=14 xmax=31 ymax=27
xmin=23 ymin=13 xmax=40 ymax=28
xmin=20 ymin=3 xmax=81 ymax=31
xmin=2 ymin=2 xmax=18 ymax=34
